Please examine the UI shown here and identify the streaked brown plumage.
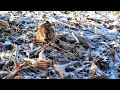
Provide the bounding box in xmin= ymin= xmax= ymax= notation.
xmin=36 ymin=21 xmax=56 ymax=44
xmin=36 ymin=21 xmax=69 ymax=49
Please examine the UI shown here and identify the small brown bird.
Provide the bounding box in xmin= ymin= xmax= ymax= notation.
xmin=36 ymin=21 xmax=56 ymax=45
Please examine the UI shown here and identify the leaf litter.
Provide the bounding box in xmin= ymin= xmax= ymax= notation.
xmin=0 ymin=11 xmax=119 ymax=79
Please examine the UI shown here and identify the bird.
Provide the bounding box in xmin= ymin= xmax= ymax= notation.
xmin=36 ymin=21 xmax=70 ymax=49
xmin=36 ymin=21 xmax=56 ymax=45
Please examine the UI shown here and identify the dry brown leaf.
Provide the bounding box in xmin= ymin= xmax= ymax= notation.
xmin=112 ymin=11 xmax=119 ymax=17
xmin=34 ymin=60 xmax=52 ymax=69
xmin=2 ymin=62 xmax=22 ymax=79
xmin=14 ymin=75 xmax=24 ymax=79
xmin=23 ymin=58 xmax=52 ymax=69
xmin=12 ymin=63 xmax=21 ymax=73
xmin=53 ymin=64 xmax=64 ymax=79
xmin=23 ymin=58 xmax=35 ymax=64
xmin=89 ymin=75 xmax=109 ymax=79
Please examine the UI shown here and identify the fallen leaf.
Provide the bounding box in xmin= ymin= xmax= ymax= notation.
xmin=89 ymin=75 xmax=109 ymax=79
xmin=53 ymin=64 xmax=64 ymax=79
xmin=23 ymin=58 xmax=52 ymax=69
xmin=29 ymin=43 xmax=33 ymax=50
xmin=14 ymin=75 xmax=24 ymax=79
xmin=90 ymin=62 xmax=97 ymax=75
xmin=38 ymin=49 xmax=46 ymax=60
xmin=12 ymin=63 xmax=21 ymax=73
xmin=34 ymin=60 xmax=52 ymax=69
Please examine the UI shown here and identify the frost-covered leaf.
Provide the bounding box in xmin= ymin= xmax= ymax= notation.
xmin=38 ymin=49 xmax=46 ymax=60
xmin=90 ymin=62 xmax=97 ymax=75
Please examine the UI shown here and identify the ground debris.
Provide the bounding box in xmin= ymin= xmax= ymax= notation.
xmin=0 ymin=11 xmax=119 ymax=79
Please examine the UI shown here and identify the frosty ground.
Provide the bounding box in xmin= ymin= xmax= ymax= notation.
xmin=0 ymin=11 xmax=119 ymax=79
